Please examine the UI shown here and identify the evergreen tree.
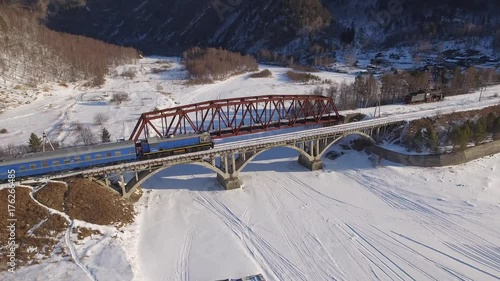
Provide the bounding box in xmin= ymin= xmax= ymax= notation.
xmin=449 ymin=124 xmax=471 ymax=151
xmin=427 ymin=125 xmax=439 ymax=153
xmin=101 ymin=127 xmax=111 ymax=143
xmin=411 ymin=128 xmax=425 ymax=152
xmin=494 ymin=116 xmax=500 ymax=140
xmin=28 ymin=133 xmax=42 ymax=152
xmin=472 ymin=117 xmax=487 ymax=144
xmin=486 ymin=112 xmax=497 ymax=132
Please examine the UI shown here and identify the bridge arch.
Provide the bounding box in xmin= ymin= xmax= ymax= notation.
xmin=317 ymin=131 xmax=375 ymax=158
xmin=124 ymin=161 xmax=226 ymax=195
xmin=236 ymin=144 xmax=312 ymax=173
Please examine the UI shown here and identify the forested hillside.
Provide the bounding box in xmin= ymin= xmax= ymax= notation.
xmin=0 ymin=5 xmax=139 ymax=111
xmin=30 ymin=0 xmax=500 ymax=58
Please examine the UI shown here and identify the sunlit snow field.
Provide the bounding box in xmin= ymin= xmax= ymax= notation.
xmin=133 ymin=146 xmax=500 ymax=281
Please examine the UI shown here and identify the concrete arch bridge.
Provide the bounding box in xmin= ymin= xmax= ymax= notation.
xmin=83 ymin=122 xmax=395 ymax=198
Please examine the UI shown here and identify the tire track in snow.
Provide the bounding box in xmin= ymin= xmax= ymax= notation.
xmin=345 ymin=224 xmax=416 ymax=281
xmin=175 ymin=226 xmax=193 ymax=281
xmin=346 ymin=171 xmax=500 ymax=278
xmin=258 ymin=173 xmax=301 ymax=263
xmin=45 ymin=98 xmax=79 ymax=144
xmin=278 ymin=173 xmax=435 ymax=280
xmin=194 ymin=192 xmax=306 ymax=281
xmin=259 ymin=173 xmax=350 ymax=280
xmin=260 ymin=173 xmax=380 ymax=279
xmin=267 ymin=174 xmax=354 ymax=272
xmin=285 ymin=172 xmax=363 ymax=210
xmin=259 ymin=173 xmax=345 ymax=280
xmin=356 ymin=222 xmax=449 ymax=281
xmin=27 ymin=183 xmax=96 ymax=281
xmin=283 ymin=173 xmax=410 ymax=280
xmin=394 ymin=232 xmax=500 ymax=280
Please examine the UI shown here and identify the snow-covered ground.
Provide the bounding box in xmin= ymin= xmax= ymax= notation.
xmin=133 ymin=145 xmax=500 ymax=281
xmin=1 ymin=57 xmax=500 ymax=280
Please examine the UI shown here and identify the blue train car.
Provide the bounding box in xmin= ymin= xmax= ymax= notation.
xmin=137 ymin=132 xmax=213 ymax=158
xmin=0 ymin=141 xmax=137 ymax=181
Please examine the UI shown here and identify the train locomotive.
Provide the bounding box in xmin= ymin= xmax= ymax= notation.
xmin=0 ymin=132 xmax=214 ymax=181
xmin=404 ymin=90 xmax=444 ymax=104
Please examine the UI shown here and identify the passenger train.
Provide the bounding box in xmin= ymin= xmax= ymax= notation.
xmin=0 ymin=132 xmax=214 ymax=181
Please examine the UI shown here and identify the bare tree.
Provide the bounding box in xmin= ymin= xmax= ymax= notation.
xmin=344 ymin=45 xmax=357 ymax=67
xmin=0 ymin=57 xmax=6 ymax=84
xmin=72 ymin=121 xmax=84 ymax=132
xmin=406 ymin=71 xmax=431 ymax=93
xmin=463 ymin=66 xmax=478 ymax=94
xmin=367 ymin=74 xmax=378 ymax=106
xmin=449 ymin=67 xmax=465 ymax=95
xmin=338 ymin=81 xmax=356 ymax=110
xmin=94 ymin=112 xmax=110 ymax=125
xmin=77 ymin=126 xmax=97 ymax=145
xmin=478 ymin=68 xmax=495 ymax=100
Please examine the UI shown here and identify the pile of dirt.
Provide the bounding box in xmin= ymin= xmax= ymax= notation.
xmin=34 ymin=182 xmax=67 ymax=212
xmin=0 ymin=187 xmax=68 ymax=270
xmin=34 ymin=178 xmax=135 ymax=227
xmin=0 ymin=178 xmax=136 ymax=272
xmin=64 ymin=178 xmax=135 ymax=227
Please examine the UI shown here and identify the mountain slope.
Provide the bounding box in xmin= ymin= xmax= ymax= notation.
xmin=7 ymin=0 xmax=499 ymax=60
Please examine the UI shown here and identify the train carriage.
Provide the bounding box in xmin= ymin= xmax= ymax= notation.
xmin=0 ymin=132 xmax=215 ymax=181
xmin=0 ymin=141 xmax=137 ymax=180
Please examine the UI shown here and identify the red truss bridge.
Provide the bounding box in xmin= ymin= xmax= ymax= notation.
xmin=129 ymin=95 xmax=342 ymax=141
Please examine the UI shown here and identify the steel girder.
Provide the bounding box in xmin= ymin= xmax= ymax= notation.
xmin=129 ymin=95 xmax=341 ymax=141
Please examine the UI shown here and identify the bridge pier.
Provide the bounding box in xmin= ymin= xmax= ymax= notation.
xmin=216 ymin=174 xmax=242 ymax=190
xmin=297 ymin=155 xmax=323 ymax=171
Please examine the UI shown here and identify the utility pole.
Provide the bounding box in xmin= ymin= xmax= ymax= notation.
xmin=479 ymin=84 xmax=485 ymax=101
xmin=479 ymin=81 xmax=496 ymax=102
xmin=42 ymin=132 xmax=55 ymax=152
xmin=373 ymin=95 xmax=381 ymax=118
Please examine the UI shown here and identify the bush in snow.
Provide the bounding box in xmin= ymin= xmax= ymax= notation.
xmin=94 ymin=113 xmax=110 ymax=125
xmin=110 ymin=93 xmax=130 ymax=104
xmin=183 ymin=47 xmax=258 ymax=83
xmin=121 ymin=68 xmax=136 ymax=79
xmin=249 ymin=69 xmax=273 ymax=78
